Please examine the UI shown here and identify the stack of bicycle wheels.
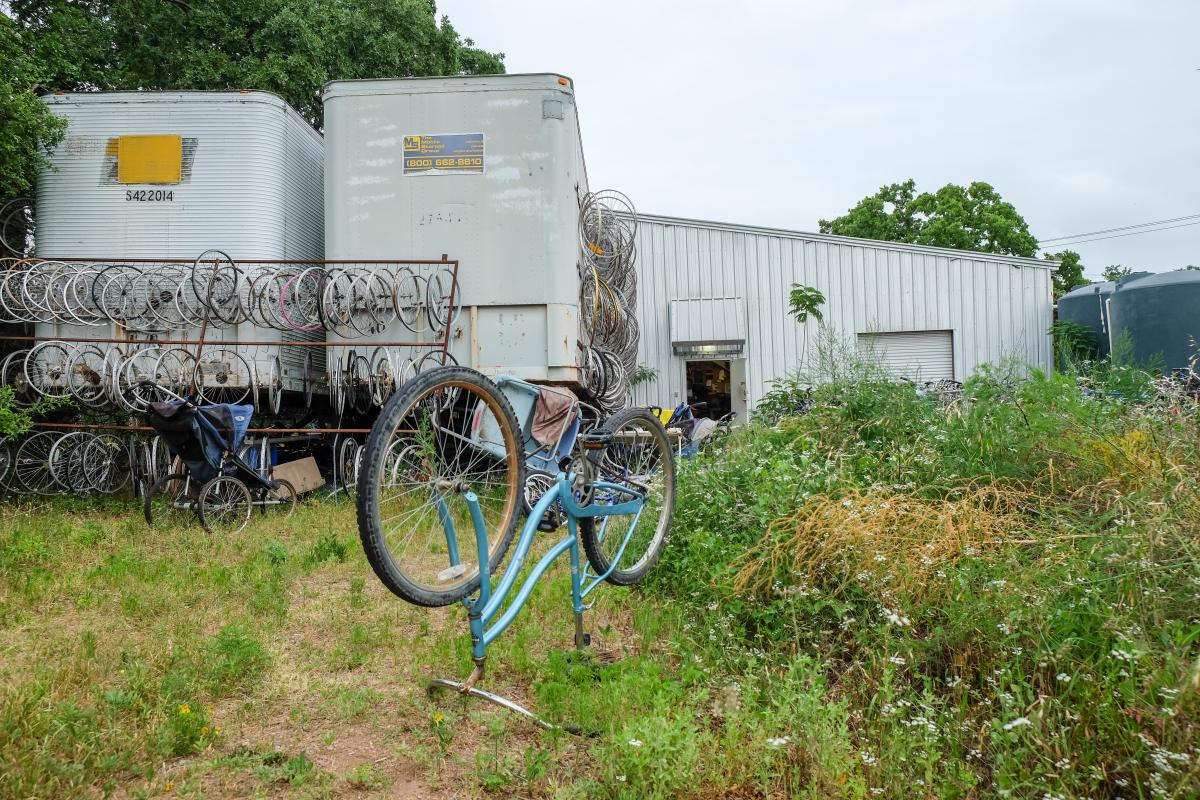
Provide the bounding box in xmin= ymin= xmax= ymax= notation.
xmin=578 ymin=190 xmax=640 ymax=412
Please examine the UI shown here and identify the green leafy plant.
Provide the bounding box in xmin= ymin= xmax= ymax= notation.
xmin=628 ymin=364 xmax=658 ymax=388
xmin=254 ymin=750 xmax=321 ymax=787
xmin=1048 ymin=319 xmax=1097 ymax=366
xmin=157 ymin=700 xmax=214 ymax=757
xmin=475 ymin=717 xmax=518 ymax=792
xmin=205 ymin=624 xmax=269 ymax=693
xmin=0 ymin=385 xmax=71 ymax=439
xmin=344 ymin=762 xmax=390 ymax=791
xmin=787 ymin=284 xmax=826 ymax=324
xmin=304 ymin=531 xmax=349 ymax=567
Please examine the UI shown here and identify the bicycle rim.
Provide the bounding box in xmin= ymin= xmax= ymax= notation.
xmin=356 ymin=366 xmax=525 ymax=607
xmin=199 ymin=476 xmax=252 ymax=534
xmin=580 ymin=408 xmax=676 ymax=585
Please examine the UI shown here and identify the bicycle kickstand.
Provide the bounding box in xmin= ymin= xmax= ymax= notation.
xmin=460 ymin=658 xmax=485 ymax=693
xmin=574 ymin=609 xmax=591 ymax=650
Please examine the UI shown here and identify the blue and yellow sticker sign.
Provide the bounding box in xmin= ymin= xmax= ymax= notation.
xmin=403 ymin=133 xmax=485 ymax=176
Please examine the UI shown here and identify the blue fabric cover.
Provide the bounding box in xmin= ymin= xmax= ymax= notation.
xmin=221 ymin=405 xmax=254 ymax=450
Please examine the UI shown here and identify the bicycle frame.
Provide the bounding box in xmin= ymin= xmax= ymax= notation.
xmin=450 ymin=472 xmax=645 ymax=664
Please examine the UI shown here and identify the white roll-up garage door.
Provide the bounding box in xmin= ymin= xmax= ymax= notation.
xmin=856 ymin=330 xmax=955 ymax=382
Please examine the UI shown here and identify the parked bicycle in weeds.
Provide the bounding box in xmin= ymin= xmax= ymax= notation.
xmin=356 ymin=366 xmax=676 ymax=733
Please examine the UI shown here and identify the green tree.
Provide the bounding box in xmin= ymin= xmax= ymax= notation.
xmin=0 ymin=12 xmax=68 ymax=252
xmin=1045 ymin=249 xmax=1087 ymax=297
xmin=3 ymin=0 xmax=503 ymax=218
xmin=1101 ymin=264 xmax=1134 ymax=282
xmin=819 ymin=179 xmax=1039 ymax=257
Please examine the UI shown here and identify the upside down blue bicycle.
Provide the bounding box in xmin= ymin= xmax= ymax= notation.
xmin=356 ymin=366 xmax=676 ymax=731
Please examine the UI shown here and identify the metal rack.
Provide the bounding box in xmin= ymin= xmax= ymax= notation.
xmin=0 ymin=255 xmax=459 ymax=415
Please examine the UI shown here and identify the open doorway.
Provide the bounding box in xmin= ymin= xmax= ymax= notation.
xmin=685 ymin=360 xmax=732 ymax=420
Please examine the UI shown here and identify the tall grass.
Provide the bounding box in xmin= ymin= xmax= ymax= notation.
xmin=645 ymin=352 xmax=1200 ymax=799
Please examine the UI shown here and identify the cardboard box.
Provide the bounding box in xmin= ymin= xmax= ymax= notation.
xmin=272 ymin=456 xmax=324 ymax=494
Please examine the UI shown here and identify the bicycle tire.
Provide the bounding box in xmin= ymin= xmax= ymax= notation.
xmin=302 ymin=349 xmax=315 ymax=409
xmin=144 ymin=472 xmax=194 ymax=527
xmin=198 ymin=476 xmax=252 ymax=534
xmin=0 ymin=438 xmax=12 ymax=488
xmin=356 ymin=366 xmax=526 ymax=607
xmin=579 ymin=408 xmax=676 ymax=586
xmin=258 ymin=477 xmax=298 ymax=518
xmin=337 ymin=436 xmax=360 ymax=495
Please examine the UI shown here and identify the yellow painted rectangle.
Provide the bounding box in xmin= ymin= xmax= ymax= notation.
xmin=116 ymin=135 xmax=182 ymax=184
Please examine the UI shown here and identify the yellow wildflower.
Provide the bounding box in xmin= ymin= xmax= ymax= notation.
xmin=200 ymin=726 xmax=209 ymax=736
xmin=178 ymin=704 xmax=191 ymax=715
xmin=165 ymin=781 xmax=174 ymax=791
xmin=432 ymin=712 xmax=445 ymax=723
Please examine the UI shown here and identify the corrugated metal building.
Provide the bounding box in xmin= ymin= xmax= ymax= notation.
xmin=628 ymin=213 xmax=1053 ymax=420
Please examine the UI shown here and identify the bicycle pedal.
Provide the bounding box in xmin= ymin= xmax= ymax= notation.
xmin=579 ymin=431 xmax=613 ymax=451
xmin=436 ymin=564 xmax=469 ymax=582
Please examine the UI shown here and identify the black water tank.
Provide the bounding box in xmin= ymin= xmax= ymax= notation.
xmin=1057 ymin=281 xmax=1116 ymax=358
xmin=1108 ymin=271 xmax=1200 ymax=371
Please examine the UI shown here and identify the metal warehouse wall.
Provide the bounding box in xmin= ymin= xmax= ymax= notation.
xmin=629 ymin=214 xmax=1054 ymax=413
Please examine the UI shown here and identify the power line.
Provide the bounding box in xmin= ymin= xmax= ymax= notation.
xmin=1042 ymin=219 xmax=1200 ymax=248
xmin=1041 ymin=212 xmax=1200 ymax=244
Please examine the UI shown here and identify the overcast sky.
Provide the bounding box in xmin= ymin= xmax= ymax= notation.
xmin=438 ymin=0 xmax=1198 ymax=278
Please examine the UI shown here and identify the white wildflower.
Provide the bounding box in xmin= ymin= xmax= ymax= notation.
xmin=628 ymin=739 xmax=642 ymax=747
xmin=766 ymin=736 xmax=791 ymax=748
xmin=1002 ymin=716 xmax=1031 ymax=731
